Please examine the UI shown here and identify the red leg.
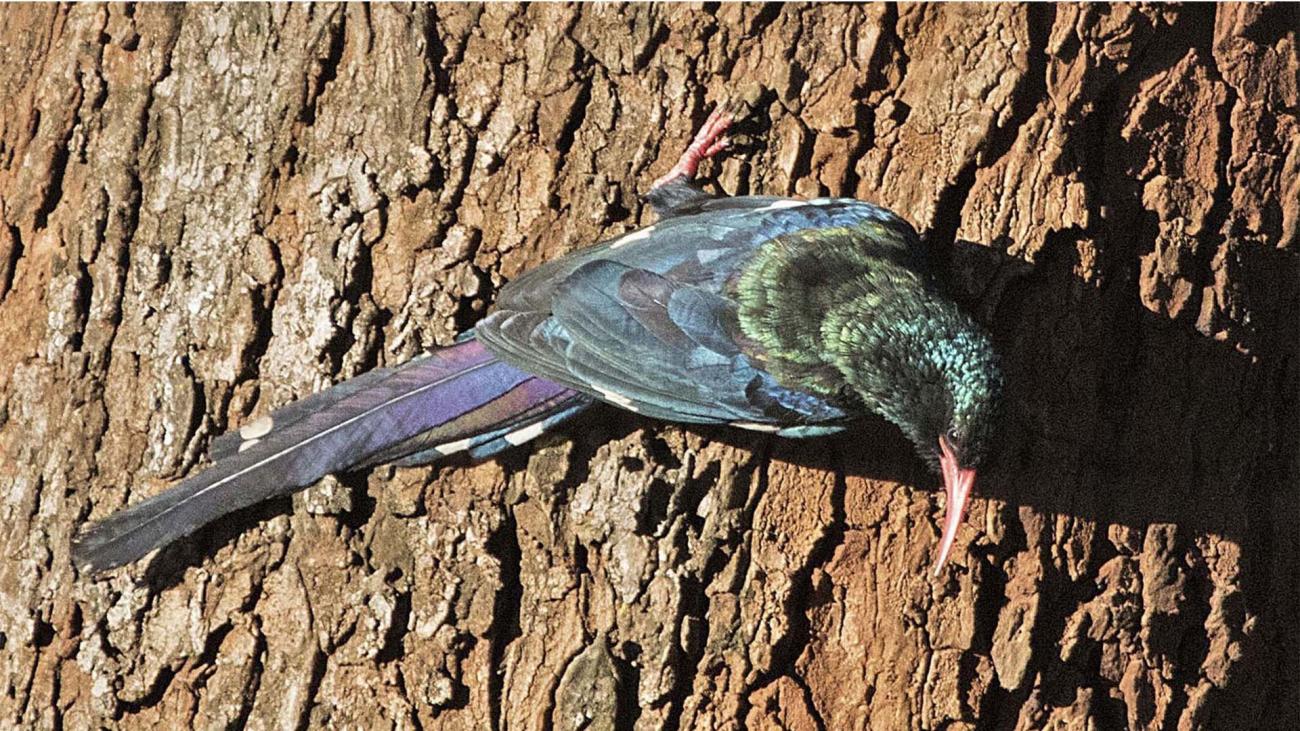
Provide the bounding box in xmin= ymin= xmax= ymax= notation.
xmin=652 ymin=107 xmax=736 ymax=190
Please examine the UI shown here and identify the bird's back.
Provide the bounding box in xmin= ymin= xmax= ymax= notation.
xmin=495 ymin=196 xmax=917 ymax=312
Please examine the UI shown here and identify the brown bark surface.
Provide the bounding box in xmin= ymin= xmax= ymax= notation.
xmin=2 ymin=4 xmax=1297 ymax=730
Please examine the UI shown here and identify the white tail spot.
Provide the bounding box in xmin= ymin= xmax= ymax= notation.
xmin=757 ymin=200 xmax=807 ymax=212
xmin=732 ymin=421 xmax=782 ymax=433
xmin=239 ymin=415 xmax=274 ymax=439
xmin=436 ymin=437 xmax=475 ymax=454
xmin=504 ymin=422 xmax=548 ymax=446
xmin=609 ymin=227 xmax=655 ymax=249
xmin=597 ymin=387 xmax=637 ymax=410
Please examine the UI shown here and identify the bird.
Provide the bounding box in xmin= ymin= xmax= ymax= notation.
xmin=72 ymin=107 xmax=1002 ymax=575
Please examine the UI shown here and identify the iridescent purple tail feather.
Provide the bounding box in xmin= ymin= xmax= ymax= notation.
xmin=72 ymin=338 xmax=588 ymax=573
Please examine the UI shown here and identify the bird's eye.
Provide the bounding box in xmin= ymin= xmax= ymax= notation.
xmin=946 ymin=426 xmax=959 ymax=444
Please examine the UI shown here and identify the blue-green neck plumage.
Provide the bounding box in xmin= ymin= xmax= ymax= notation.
xmin=734 ymin=220 xmax=1001 ymax=470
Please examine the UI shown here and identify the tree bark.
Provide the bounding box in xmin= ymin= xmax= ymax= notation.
xmin=2 ymin=4 xmax=1297 ymax=730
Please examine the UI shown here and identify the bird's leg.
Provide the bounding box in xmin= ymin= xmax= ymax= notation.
xmin=645 ymin=107 xmax=738 ymax=218
xmin=651 ymin=107 xmax=735 ymax=190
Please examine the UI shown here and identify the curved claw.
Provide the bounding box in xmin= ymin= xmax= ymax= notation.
xmin=652 ymin=105 xmax=738 ymax=189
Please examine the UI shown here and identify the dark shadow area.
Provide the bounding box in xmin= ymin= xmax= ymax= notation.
xmin=642 ymin=234 xmax=1298 ymax=564
xmin=140 ymin=467 xmax=376 ymax=590
xmin=141 ymin=494 xmax=294 ymax=590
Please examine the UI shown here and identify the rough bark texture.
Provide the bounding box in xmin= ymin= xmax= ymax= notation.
xmin=2 ymin=4 xmax=1297 ymax=730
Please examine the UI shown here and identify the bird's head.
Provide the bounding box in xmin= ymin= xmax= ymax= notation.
xmin=924 ymin=338 xmax=1000 ymax=574
xmin=826 ymin=301 xmax=1002 ymax=574
xmin=740 ymin=224 xmax=1003 ymax=573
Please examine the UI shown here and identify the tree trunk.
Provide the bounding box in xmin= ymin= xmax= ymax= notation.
xmin=2 ymin=4 xmax=1297 ymax=730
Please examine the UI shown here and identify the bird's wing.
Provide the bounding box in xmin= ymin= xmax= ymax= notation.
xmin=480 ymin=261 xmax=848 ymax=429
xmin=479 ymin=195 xmax=919 ymax=429
xmin=478 ymin=202 xmax=894 ymax=426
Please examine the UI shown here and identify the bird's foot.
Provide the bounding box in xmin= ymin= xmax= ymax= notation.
xmin=651 ymin=106 xmax=737 ymax=190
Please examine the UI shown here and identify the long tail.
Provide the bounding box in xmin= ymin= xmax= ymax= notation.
xmin=72 ymin=338 xmax=589 ymax=573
